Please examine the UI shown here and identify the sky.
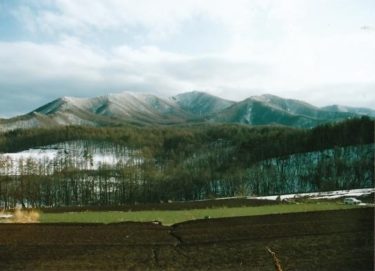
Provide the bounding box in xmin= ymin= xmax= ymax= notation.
xmin=0 ymin=0 xmax=374 ymax=117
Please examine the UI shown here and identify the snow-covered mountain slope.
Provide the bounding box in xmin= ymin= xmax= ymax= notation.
xmin=0 ymin=91 xmax=373 ymax=131
xmin=82 ymin=92 xmax=185 ymax=118
xmin=210 ymin=98 xmax=304 ymax=126
xmin=32 ymin=92 xmax=189 ymax=126
xmin=252 ymin=94 xmax=355 ymax=120
xmin=211 ymin=95 xmax=357 ymax=128
xmin=171 ymin=91 xmax=234 ymax=116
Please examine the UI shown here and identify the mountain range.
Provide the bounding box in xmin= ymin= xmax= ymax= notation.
xmin=1 ymin=91 xmax=374 ymax=131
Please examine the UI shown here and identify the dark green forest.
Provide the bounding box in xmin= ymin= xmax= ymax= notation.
xmin=0 ymin=117 xmax=373 ymax=208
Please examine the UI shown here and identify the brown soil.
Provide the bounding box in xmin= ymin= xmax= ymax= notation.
xmin=0 ymin=208 xmax=373 ymax=271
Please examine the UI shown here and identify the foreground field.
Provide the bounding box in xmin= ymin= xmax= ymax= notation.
xmin=40 ymin=202 xmax=359 ymax=225
xmin=0 ymin=207 xmax=373 ymax=271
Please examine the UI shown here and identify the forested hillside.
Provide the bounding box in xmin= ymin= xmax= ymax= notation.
xmin=0 ymin=117 xmax=373 ymax=208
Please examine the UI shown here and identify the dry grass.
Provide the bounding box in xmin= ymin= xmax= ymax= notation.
xmin=0 ymin=208 xmax=40 ymax=223
xmin=13 ymin=208 xmax=40 ymax=223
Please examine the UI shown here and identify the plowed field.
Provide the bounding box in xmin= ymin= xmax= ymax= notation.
xmin=0 ymin=208 xmax=373 ymax=271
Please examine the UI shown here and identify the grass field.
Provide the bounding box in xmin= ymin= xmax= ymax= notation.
xmin=40 ymin=201 xmax=359 ymax=225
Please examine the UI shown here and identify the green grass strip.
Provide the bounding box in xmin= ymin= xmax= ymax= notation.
xmin=40 ymin=202 xmax=360 ymax=225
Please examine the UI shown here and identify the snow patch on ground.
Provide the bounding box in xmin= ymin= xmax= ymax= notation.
xmin=0 ymin=214 xmax=13 ymax=219
xmin=249 ymin=188 xmax=375 ymax=201
xmin=0 ymin=141 xmax=141 ymax=175
xmin=2 ymin=149 xmax=59 ymax=160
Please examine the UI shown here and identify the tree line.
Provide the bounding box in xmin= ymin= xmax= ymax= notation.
xmin=0 ymin=117 xmax=373 ymax=208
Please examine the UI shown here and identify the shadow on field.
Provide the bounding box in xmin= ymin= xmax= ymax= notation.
xmin=0 ymin=208 xmax=373 ymax=271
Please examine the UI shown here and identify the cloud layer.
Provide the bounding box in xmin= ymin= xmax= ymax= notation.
xmin=0 ymin=0 xmax=375 ymax=117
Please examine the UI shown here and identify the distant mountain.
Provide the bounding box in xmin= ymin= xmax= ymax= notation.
xmin=0 ymin=91 xmax=373 ymax=131
xmin=322 ymin=105 xmax=375 ymax=118
xmin=212 ymin=95 xmax=357 ymax=128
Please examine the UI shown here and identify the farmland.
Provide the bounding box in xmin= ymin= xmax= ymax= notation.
xmin=0 ymin=207 xmax=373 ymax=270
xmin=40 ymin=201 xmax=359 ymax=225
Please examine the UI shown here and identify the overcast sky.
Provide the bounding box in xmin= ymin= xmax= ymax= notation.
xmin=0 ymin=0 xmax=374 ymax=117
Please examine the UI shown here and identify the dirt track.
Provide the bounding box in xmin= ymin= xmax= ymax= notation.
xmin=0 ymin=208 xmax=373 ymax=271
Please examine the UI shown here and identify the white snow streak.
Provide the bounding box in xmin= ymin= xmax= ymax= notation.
xmin=249 ymin=188 xmax=375 ymax=201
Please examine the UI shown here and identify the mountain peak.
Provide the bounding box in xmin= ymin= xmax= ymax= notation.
xmin=60 ymin=96 xmax=73 ymax=102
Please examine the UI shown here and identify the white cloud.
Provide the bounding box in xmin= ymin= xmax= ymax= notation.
xmin=12 ymin=0 xmax=287 ymax=42
xmin=1 ymin=0 xmax=375 ymax=116
xmin=1 ymin=36 xmax=374 ymax=110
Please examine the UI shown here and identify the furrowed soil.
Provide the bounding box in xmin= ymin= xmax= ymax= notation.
xmin=0 ymin=208 xmax=373 ymax=271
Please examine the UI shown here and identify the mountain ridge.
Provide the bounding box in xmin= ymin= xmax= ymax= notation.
xmin=0 ymin=91 xmax=372 ymax=131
